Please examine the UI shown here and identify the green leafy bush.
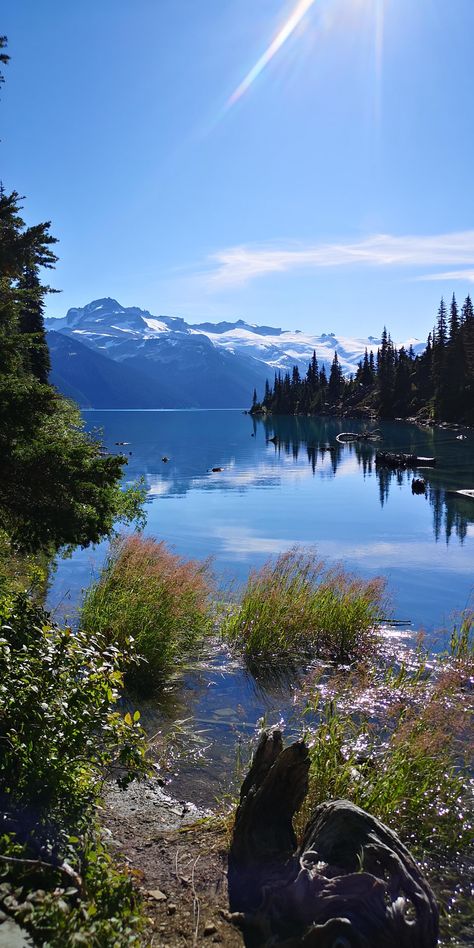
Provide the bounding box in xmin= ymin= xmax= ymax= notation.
xmin=81 ymin=535 xmax=215 ymax=690
xmin=0 ymin=592 xmax=149 ymax=945
xmin=223 ymin=548 xmax=385 ymax=663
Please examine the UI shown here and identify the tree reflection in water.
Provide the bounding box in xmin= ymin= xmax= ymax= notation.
xmin=256 ymin=415 xmax=473 ymax=544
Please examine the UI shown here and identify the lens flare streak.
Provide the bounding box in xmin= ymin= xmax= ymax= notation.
xmin=226 ymin=0 xmax=317 ymax=109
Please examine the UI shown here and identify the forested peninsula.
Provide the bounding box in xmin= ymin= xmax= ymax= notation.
xmin=252 ymin=299 xmax=474 ymax=423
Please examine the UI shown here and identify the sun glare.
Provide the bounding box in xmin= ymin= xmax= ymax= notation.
xmin=226 ymin=0 xmax=317 ymax=110
xmin=224 ymin=0 xmax=386 ymax=119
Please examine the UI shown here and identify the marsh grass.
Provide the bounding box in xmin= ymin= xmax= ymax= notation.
xmin=81 ymin=535 xmax=214 ymax=690
xmin=297 ymin=652 xmax=474 ymax=859
xmin=450 ymin=613 xmax=473 ymax=661
xmin=222 ymin=549 xmax=385 ymax=663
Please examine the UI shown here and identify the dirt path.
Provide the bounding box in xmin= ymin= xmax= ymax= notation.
xmin=104 ymin=778 xmax=244 ymax=947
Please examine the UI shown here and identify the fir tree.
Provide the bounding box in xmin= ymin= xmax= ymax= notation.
xmin=0 ymin=49 xmax=141 ymax=552
xmin=361 ymin=348 xmax=373 ymax=386
xmin=449 ymin=293 xmax=459 ymax=340
xmin=328 ymin=352 xmax=343 ymax=403
xmin=432 ymin=298 xmax=449 ymax=416
xmin=17 ymin=267 xmax=51 ymax=382
xmin=376 ymin=328 xmax=395 ymax=417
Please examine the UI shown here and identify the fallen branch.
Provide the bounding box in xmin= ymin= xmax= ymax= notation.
xmin=0 ymin=852 xmax=83 ymax=892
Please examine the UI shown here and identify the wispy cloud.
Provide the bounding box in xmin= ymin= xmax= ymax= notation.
xmin=417 ymin=268 xmax=474 ymax=283
xmin=204 ymin=231 xmax=474 ymax=289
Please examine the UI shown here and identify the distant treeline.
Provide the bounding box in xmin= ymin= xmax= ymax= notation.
xmin=252 ymin=295 xmax=474 ymax=423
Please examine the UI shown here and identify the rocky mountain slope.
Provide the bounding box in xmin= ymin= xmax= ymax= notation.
xmin=46 ymin=298 xmax=424 ymax=409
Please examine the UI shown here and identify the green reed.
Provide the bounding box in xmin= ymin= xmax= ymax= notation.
xmin=222 ymin=548 xmax=385 ymax=663
xmin=81 ymin=535 xmax=214 ymax=691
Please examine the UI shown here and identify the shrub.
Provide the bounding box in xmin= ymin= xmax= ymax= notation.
xmin=223 ymin=548 xmax=385 ymax=663
xmin=0 ymin=528 xmax=49 ymax=599
xmin=0 ymin=591 xmax=149 ymax=945
xmin=81 ymin=535 xmax=215 ymax=690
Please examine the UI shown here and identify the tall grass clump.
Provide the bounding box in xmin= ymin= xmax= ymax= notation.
xmin=297 ymin=675 xmax=473 ymax=859
xmin=223 ymin=548 xmax=385 ymax=663
xmin=81 ymin=535 xmax=214 ymax=690
xmin=450 ymin=612 xmax=473 ymax=662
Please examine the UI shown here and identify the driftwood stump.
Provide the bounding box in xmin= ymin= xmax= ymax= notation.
xmin=228 ymin=731 xmax=439 ymax=947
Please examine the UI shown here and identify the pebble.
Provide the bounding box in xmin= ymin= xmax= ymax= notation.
xmin=203 ymin=921 xmax=217 ymax=936
xmin=148 ymin=889 xmax=167 ymax=902
xmin=3 ymin=894 xmax=18 ymax=910
xmin=167 ymin=903 xmax=177 ymax=916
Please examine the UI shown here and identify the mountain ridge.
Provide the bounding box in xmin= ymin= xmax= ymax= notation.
xmin=46 ymin=298 xmax=425 ymax=409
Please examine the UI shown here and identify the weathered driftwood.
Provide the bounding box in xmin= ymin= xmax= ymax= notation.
xmin=446 ymin=488 xmax=474 ymax=501
xmin=376 ymin=451 xmax=436 ymax=469
xmin=228 ymin=731 xmax=439 ymax=948
xmin=336 ymin=430 xmax=382 ymax=445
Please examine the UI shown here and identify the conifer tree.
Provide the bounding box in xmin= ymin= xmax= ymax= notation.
xmin=376 ymin=328 xmax=395 ymax=416
xmin=0 ymin=42 xmax=141 ymax=552
xmin=449 ymin=293 xmax=459 ymax=340
xmin=361 ymin=348 xmax=372 ymax=386
xmin=17 ymin=267 xmax=51 ymax=382
xmin=431 ymin=298 xmax=449 ymax=416
xmin=436 ymin=297 xmax=448 ymax=347
xmin=328 ymin=351 xmax=343 ymax=403
xmin=461 ymin=295 xmax=474 ymax=375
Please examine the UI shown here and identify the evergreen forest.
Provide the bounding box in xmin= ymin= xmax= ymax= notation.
xmin=253 ymin=296 xmax=474 ymax=423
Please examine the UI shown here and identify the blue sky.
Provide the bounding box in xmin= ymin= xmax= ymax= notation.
xmin=2 ymin=0 xmax=474 ymax=339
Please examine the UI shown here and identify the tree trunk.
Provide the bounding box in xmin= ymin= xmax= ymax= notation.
xmin=228 ymin=731 xmax=438 ymax=947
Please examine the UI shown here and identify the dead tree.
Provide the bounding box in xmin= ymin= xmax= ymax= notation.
xmin=228 ymin=730 xmax=439 ymax=947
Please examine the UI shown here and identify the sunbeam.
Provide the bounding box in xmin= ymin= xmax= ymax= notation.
xmin=226 ymin=0 xmax=318 ymax=110
xmin=374 ymin=0 xmax=385 ymax=123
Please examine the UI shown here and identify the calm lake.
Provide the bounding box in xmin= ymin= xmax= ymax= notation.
xmin=49 ymin=409 xmax=473 ymax=638
xmin=45 ymin=409 xmax=474 ymax=809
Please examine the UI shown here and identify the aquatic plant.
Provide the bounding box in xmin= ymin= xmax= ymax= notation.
xmin=81 ymin=535 xmax=215 ymax=690
xmin=450 ymin=613 xmax=473 ymax=662
xmin=291 ymin=662 xmax=474 ymax=944
xmin=297 ymin=661 xmax=473 ymax=859
xmin=222 ymin=548 xmax=385 ymax=663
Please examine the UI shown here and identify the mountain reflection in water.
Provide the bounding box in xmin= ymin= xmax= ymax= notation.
xmin=48 ymin=410 xmax=473 ymax=635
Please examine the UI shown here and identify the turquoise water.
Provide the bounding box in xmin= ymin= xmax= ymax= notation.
xmin=48 ymin=409 xmax=474 ymax=638
xmin=46 ymin=410 xmax=473 ymax=941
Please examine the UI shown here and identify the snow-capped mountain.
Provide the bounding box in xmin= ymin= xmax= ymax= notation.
xmin=46 ymin=298 xmax=424 ymax=409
